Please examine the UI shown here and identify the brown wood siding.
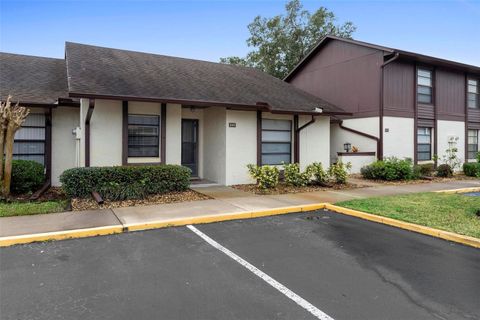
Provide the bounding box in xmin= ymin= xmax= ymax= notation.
xmin=436 ymin=68 xmax=465 ymax=121
xmin=383 ymin=61 xmax=415 ymax=117
xmin=468 ymin=122 xmax=480 ymax=130
xmin=288 ymin=40 xmax=383 ymax=118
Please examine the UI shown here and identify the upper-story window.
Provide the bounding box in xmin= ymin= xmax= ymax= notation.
xmin=468 ymin=79 xmax=479 ymax=109
xmin=417 ymin=68 xmax=433 ymax=104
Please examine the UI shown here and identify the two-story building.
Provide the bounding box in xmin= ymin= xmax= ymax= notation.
xmin=285 ymin=36 xmax=480 ymax=171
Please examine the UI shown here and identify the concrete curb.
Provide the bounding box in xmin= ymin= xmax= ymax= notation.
xmin=325 ymin=204 xmax=480 ymax=249
xmin=434 ymin=187 xmax=480 ymax=194
xmin=1 ymin=202 xmax=478 ymax=249
xmin=0 ymin=225 xmax=123 ymax=247
xmin=0 ymin=204 xmax=327 ymax=247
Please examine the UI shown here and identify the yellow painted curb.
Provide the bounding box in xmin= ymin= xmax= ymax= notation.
xmin=326 ymin=204 xmax=480 ymax=249
xmin=0 ymin=225 xmax=123 ymax=247
xmin=0 ymin=203 xmax=328 ymax=247
xmin=125 ymin=203 xmax=328 ymax=232
xmin=434 ymin=187 xmax=480 ymax=194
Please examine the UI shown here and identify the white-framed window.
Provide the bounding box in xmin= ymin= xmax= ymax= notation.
xmin=261 ymin=119 xmax=292 ymax=165
xmin=468 ymin=129 xmax=479 ymax=160
xmin=417 ymin=127 xmax=432 ymax=161
xmin=468 ymin=79 xmax=479 ymax=109
xmin=128 ymin=114 xmax=160 ymax=157
xmin=13 ymin=113 xmax=46 ymax=165
xmin=417 ymin=68 xmax=433 ymax=105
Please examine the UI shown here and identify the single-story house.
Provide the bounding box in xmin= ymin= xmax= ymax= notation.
xmin=0 ymin=42 xmax=349 ymax=186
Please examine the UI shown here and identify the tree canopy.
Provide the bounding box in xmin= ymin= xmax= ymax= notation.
xmin=220 ymin=0 xmax=356 ymax=79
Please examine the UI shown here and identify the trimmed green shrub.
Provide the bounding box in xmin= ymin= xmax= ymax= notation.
xmin=60 ymin=165 xmax=191 ymax=199
xmin=247 ymin=164 xmax=279 ymax=189
xmin=463 ymin=162 xmax=480 ymax=177
xmin=305 ymin=162 xmax=329 ymax=185
xmin=11 ymin=160 xmax=45 ymax=194
xmin=436 ymin=164 xmax=453 ymax=177
xmin=361 ymin=157 xmax=416 ymax=181
xmin=328 ymin=161 xmax=351 ymax=184
xmin=418 ymin=163 xmax=435 ymax=176
xmin=283 ymin=162 xmax=310 ymax=187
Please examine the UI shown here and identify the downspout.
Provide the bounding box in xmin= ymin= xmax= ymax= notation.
xmin=295 ymin=115 xmax=316 ymax=163
xmin=85 ymin=99 xmax=95 ymax=167
xmin=379 ymin=52 xmax=400 ymax=160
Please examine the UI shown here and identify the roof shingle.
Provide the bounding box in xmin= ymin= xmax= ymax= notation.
xmin=0 ymin=52 xmax=68 ymax=104
xmin=65 ymin=42 xmax=347 ymax=114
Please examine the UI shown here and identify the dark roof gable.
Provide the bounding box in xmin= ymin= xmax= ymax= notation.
xmin=0 ymin=52 xmax=69 ymax=104
xmin=285 ymin=35 xmax=480 ymax=81
xmin=65 ymin=42 xmax=347 ymax=114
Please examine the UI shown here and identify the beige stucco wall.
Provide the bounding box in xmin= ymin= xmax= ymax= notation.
xmin=338 ymin=154 xmax=376 ymax=173
xmin=298 ymin=115 xmax=330 ymax=171
xmin=127 ymin=101 xmax=163 ymax=164
xmin=437 ymin=120 xmax=465 ymax=171
xmin=330 ymin=117 xmax=379 ymax=164
xmin=165 ymin=103 xmax=182 ymax=165
xmin=225 ymin=110 xmax=257 ymax=185
xmin=383 ymin=116 xmax=415 ymax=160
xmin=90 ymin=99 xmax=123 ymax=166
xmin=203 ymin=107 xmax=226 ymax=184
xmin=51 ymin=107 xmax=80 ymax=186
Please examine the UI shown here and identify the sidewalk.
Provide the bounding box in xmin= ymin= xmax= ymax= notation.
xmin=1 ymin=179 xmax=479 ymax=240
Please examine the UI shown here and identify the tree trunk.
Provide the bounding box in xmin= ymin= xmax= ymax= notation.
xmin=0 ymin=128 xmax=5 ymax=183
xmin=3 ymin=124 xmax=15 ymax=197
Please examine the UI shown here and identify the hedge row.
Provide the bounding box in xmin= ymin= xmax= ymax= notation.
xmin=12 ymin=160 xmax=45 ymax=194
xmin=463 ymin=162 xmax=480 ymax=177
xmin=60 ymin=165 xmax=191 ymax=200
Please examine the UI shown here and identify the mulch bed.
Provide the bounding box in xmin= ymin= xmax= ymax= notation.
xmin=349 ymin=174 xmax=478 ymax=186
xmin=231 ymin=182 xmax=366 ymax=195
xmin=10 ymin=187 xmax=68 ymax=202
xmin=71 ymin=189 xmax=211 ymax=211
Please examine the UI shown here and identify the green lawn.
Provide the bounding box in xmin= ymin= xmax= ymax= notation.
xmin=0 ymin=200 xmax=68 ymax=218
xmin=337 ymin=193 xmax=480 ymax=239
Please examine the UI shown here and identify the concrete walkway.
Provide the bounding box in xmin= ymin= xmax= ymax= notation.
xmin=1 ymin=179 xmax=479 ymax=238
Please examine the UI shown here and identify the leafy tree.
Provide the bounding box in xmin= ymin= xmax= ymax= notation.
xmin=220 ymin=0 xmax=356 ymax=79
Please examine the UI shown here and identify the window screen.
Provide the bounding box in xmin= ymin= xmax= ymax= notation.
xmin=261 ymin=119 xmax=291 ymax=165
xmin=417 ymin=127 xmax=432 ymax=161
xmin=468 ymin=129 xmax=478 ymax=160
xmin=417 ymin=69 xmax=433 ymax=104
xmin=13 ymin=113 xmax=46 ymax=165
xmin=128 ymin=114 xmax=160 ymax=157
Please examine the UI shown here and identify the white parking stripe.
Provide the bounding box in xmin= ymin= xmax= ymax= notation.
xmin=187 ymin=225 xmax=334 ymax=320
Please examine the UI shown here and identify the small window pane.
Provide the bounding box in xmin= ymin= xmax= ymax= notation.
xmin=418 ymin=127 xmax=431 ymax=135
xmin=417 ymin=86 xmax=432 ymax=95
xmin=418 ymin=69 xmax=431 ymax=78
xmin=418 ymin=152 xmax=431 ymax=161
xmin=128 ymin=115 xmax=159 ymax=126
xmin=418 ymin=77 xmax=432 ymax=87
xmin=262 ymin=143 xmax=291 ymax=153
xmin=13 ymin=141 xmax=44 ymax=154
xmin=22 ymin=114 xmax=45 ymax=127
xmin=128 ymin=146 xmax=158 ymax=157
xmin=128 ymin=136 xmax=159 ymax=146
xmin=262 ymin=130 xmax=291 ymax=142
xmin=262 ymin=154 xmax=291 ymax=165
xmin=418 ymin=144 xmax=431 ymax=152
xmin=468 ymin=85 xmax=478 ymax=94
xmin=262 ymin=119 xmax=291 ymax=131
xmin=14 ymin=127 xmax=45 ymax=140
xmin=418 ymin=93 xmax=432 ymax=104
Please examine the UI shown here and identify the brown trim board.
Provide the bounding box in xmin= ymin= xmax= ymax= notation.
xmin=85 ymin=99 xmax=95 ymax=167
xmin=122 ymin=101 xmax=128 ymax=165
xmin=161 ymin=103 xmax=167 ymax=164
xmin=256 ymin=111 xmax=262 ymax=166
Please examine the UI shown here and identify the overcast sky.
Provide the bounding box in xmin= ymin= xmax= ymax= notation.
xmin=1 ymin=0 xmax=479 ymax=66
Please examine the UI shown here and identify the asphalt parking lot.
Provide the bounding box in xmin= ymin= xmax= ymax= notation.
xmin=1 ymin=210 xmax=479 ymax=320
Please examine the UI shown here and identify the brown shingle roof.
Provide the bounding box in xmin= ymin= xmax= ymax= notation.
xmin=0 ymin=52 xmax=69 ymax=104
xmin=65 ymin=42 xmax=347 ymax=114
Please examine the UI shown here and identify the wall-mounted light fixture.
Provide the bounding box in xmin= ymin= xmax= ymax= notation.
xmin=343 ymin=142 xmax=351 ymax=153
